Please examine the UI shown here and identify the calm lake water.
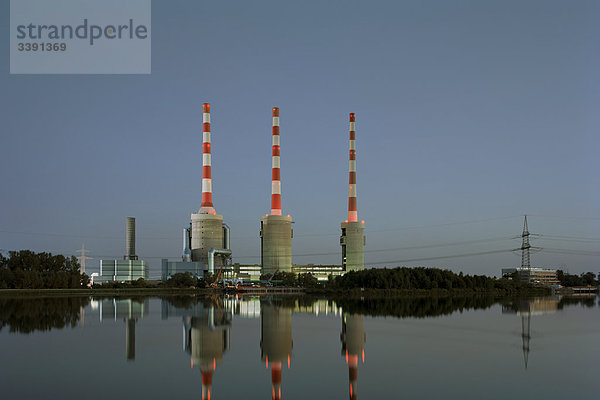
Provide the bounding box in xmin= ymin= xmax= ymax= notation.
xmin=0 ymin=294 xmax=598 ymax=399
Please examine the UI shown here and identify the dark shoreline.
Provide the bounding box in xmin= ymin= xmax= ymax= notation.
xmin=306 ymin=287 xmax=553 ymax=297
xmin=0 ymin=288 xmax=217 ymax=297
xmin=0 ymin=286 xmax=554 ymax=298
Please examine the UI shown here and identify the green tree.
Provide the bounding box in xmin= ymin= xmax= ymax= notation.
xmin=0 ymin=250 xmax=87 ymax=289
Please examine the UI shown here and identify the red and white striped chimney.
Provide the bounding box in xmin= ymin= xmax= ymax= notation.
xmin=271 ymin=107 xmax=282 ymax=216
xmin=200 ymin=103 xmax=216 ymax=215
xmin=347 ymin=113 xmax=358 ymax=222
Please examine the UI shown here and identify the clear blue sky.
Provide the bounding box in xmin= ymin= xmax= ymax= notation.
xmin=1 ymin=0 xmax=599 ymax=277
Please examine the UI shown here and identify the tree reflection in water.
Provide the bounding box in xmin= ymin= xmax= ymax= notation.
xmin=0 ymin=296 xmax=89 ymax=334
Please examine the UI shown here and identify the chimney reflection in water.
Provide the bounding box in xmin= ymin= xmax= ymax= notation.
xmin=98 ymin=298 xmax=148 ymax=362
xmin=341 ymin=313 xmax=365 ymax=400
xmin=260 ymin=300 xmax=293 ymax=400
xmin=184 ymin=302 xmax=230 ymax=400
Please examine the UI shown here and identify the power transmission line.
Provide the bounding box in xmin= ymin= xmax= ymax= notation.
xmin=533 ymin=234 xmax=600 ymax=242
xmin=364 ymin=248 xmax=518 ymax=266
xmin=232 ymin=235 xmax=517 ymax=259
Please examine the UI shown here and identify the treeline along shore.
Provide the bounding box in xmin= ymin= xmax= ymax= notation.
xmin=1 ymin=250 xmax=597 ymax=295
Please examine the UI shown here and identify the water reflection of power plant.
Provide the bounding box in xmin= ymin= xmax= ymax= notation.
xmin=88 ymin=297 xmax=371 ymax=398
xmin=161 ymin=297 xmax=354 ymax=399
xmin=185 ymin=306 xmax=231 ymax=400
xmin=93 ymin=298 xmax=149 ymax=361
xmin=162 ymin=299 xmax=232 ymax=399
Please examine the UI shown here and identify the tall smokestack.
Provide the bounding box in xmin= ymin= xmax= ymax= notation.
xmin=182 ymin=226 xmax=192 ymax=262
xmin=260 ymin=107 xmax=293 ymax=274
xmin=348 ymin=113 xmax=358 ymax=222
xmin=125 ymin=217 xmax=137 ymax=261
xmin=190 ymin=103 xmax=225 ymax=264
xmin=340 ymin=113 xmax=365 ymax=271
xmin=271 ymin=107 xmax=282 ymax=216
xmin=200 ymin=103 xmax=216 ymax=215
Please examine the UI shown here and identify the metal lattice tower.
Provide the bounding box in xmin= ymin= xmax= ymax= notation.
xmin=76 ymin=243 xmax=92 ymax=274
xmin=520 ymin=215 xmax=531 ymax=270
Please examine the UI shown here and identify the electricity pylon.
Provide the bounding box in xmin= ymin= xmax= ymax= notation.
xmin=76 ymin=244 xmax=92 ymax=274
xmin=521 ymin=215 xmax=531 ymax=271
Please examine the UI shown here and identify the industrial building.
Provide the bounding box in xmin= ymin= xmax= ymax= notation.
xmin=98 ymin=259 xmax=149 ymax=282
xmin=232 ymin=263 xmax=262 ymax=281
xmin=260 ymin=107 xmax=293 ymax=276
xmin=502 ymin=267 xmax=560 ymax=286
xmin=340 ymin=113 xmax=365 ymax=272
xmin=292 ymin=264 xmax=344 ymax=281
xmin=96 ymin=217 xmax=149 ymax=283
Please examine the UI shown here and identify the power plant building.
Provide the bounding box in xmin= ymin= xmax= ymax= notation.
xmin=99 ymin=259 xmax=149 ymax=282
xmin=502 ymin=267 xmax=560 ymax=286
xmin=260 ymin=107 xmax=293 ymax=275
xmin=97 ymin=217 xmax=149 ymax=283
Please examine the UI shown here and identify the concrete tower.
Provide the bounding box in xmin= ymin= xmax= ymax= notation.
xmin=124 ymin=217 xmax=138 ymax=260
xmin=260 ymin=300 xmax=293 ymax=400
xmin=191 ymin=103 xmax=225 ymax=265
xmin=260 ymin=107 xmax=293 ymax=275
xmin=341 ymin=313 xmax=366 ymax=400
xmin=340 ymin=113 xmax=365 ymax=271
